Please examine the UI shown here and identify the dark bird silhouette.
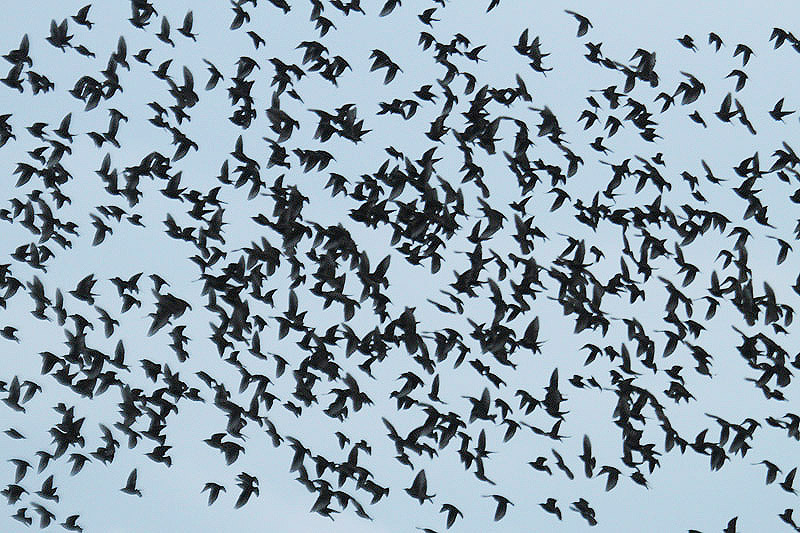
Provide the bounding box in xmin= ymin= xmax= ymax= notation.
xmin=570 ymin=498 xmax=598 ymax=526
xmin=234 ymin=473 xmax=259 ymax=508
xmin=406 ymin=469 xmax=434 ymax=504
xmin=579 ymin=434 xmax=596 ymax=478
xmin=677 ymin=34 xmax=696 ymax=51
xmin=178 ymin=11 xmax=197 ymax=40
xmin=733 ymin=43 xmax=754 ymax=65
xmin=202 ymin=482 xmax=226 ymax=505
xmin=121 ymin=469 xmax=142 ymax=496
xmin=440 ymin=503 xmax=463 ymax=528
xmin=781 ymin=467 xmax=797 ymax=494
xmin=484 ymin=494 xmax=513 ymax=521
xmin=61 ymin=514 xmax=84 ymax=532
xmin=564 ymin=10 xmax=592 ymax=37
xmin=540 ymin=497 xmax=562 ymax=520
xmin=36 ymin=474 xmax=59 ymax=502
xmin=726 ymin=69 xmax=747 ymax=91
xmin=369 ymin=49 xmax=402 ymax=84
xmin=72 ymin=5 xmax=93 ymax=29
xmin=708 ymin=32 xmax=724 ymax=50
xmin=156 ymin=17 xmax=175 ymax=47
xmin=12 ymin=507 xmax=32 ymax=526
xmin=552 ymin=449 xmax=574 ymax=479
xmin=418 ymin=8 xmax=439 ymax=26
xmin=46 ymin=19 xmax=73 ymax=51
xmin=769 ymin=98 xmax=795 ymax=121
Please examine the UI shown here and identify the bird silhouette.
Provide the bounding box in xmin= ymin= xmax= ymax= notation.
xmin=121 ymin=469 xmax=142 ymax=496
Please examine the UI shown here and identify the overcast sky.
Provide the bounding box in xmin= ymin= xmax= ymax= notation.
xmin=2 ymin=1 xmax=800 ymax=532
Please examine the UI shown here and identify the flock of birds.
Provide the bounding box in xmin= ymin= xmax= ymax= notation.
xmin=2 ymin=1 xmax=800 ymax=531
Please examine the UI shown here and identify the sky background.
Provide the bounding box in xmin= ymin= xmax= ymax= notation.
xmin=1 ymin=1 xmax=800 ymax=532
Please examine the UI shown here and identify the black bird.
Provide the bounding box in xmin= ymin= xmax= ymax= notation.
xmin=178 ymin=11 xmax=197 ymax=40
xmin=708 ymin=32 xmax=724 ymax=50
xmin=726 ymin=69 xmax=747 ymax=91
xmin=715 ymin=93 xmax=736 ymax=122
xmin=406 ymin=470 xmax=434 ymax=504
xmin=754 ymin=460 xmax=782 ymax=485
xmin=418 ymin=8 xmax=439 ymax=26
xmin=61 ymin=515 xmax=83 ymax=532
xmin=769 ymin=98 xmax=795 ymax=121
xmin=598 ymin=465 xmax=621 ymax=491
xmin=54 ymin=112 xmax=75 ymax=142
xmin=552 ymin=449 xmax=574 ymax=479
xmin=540 ymin=497 xmax=562 ymax=520
xmin=440 ymin=503 xmax=463 ymax=528
xmin=733 ymin=43 xmax=754 ymax=65
xmin=234 ymin=473 xmax=259 ymax=508
xmin=579 ymin=434 xmax=596 ymax=478
xmin=1 ymin=326 xmax=20 ymax=343
xmin=677 ymin=34 xmax=696 ymax=51
xmin=121 ymin=469 xmax=142 ymax=496
xmin=156 ymin=17 xmax=175 ymax=47
xmin=380 ymin=0 xmax=401 ymax=16
xmin=134 ymin=48 xmax=152 ymax=64
xmin=688 ymin=110 xmax=706 ymax=127
xmin=570 ymin=498 xmax=598 ymax=526
xmin=46 ymin=19 xmax=73 ymax=51
xmin=202 ymin=482 xmax=226 ymax=505
xmin=369 ymin=49 xmax=402 ymax=84
xmin=36 ymin=474 xmax=59 ymax=502
xmin=247 ymin=31 xmax=265 ymax=48
xmin=484 ymin=494 xmax=513 ymax=521
xmin=780 ymin=467 xmax=797 ymax=494
xmin=72 ymin=5 xmax=93 ymax=29
xmin=69 ymin=274 xmax=98 ymax=304
xmin=564 ymin=10 xmax=592 ymax=37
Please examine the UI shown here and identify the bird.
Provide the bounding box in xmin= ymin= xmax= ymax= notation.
xmin=726 ymin=69 xmax=747 ymax=91
xmin=579 ymin=434 xmax=596 ymax=478
xmin=156 ymin=17 xmax=175 ymax=47
xmin=769 ymin=98 xmax=795 ymax=121
xmin=780 ymin=467 xmax=797 ymax=494
xmin=72 ymin=5 xmax=93 ymax=29
xmin=570 ymin=498 xmax=598 ymax=526
xmin=564 ymin=10 xmax=592 ymax=37
xmin=178 ymin=11 xmax=197 ymax=40
xmin=598 ymin=465 xmax=621 ymax=491
xmin=380 ymin=0 xmax=402 ymax=16
xmin=540 ymin=498 xmax=562 ymax=520
xmin=121 ymin=469 xmax=142 ymax=496
xmin=234 ymin=473 xmax=259 ymax=508
xmin=418 ymin=8 xmax=439 ymax=26
xmin=53 ymin=112 xmax=74 ymax=142
xmin=35 ymin=474 xmax=59 ymax=502
xmin=369 ymin=49 xmax=402 ymax=84
xmin=46 ymin=19 xmax=73 ymax=51
xmin=1 ymin=326 xmax=20 ymax=343
xmin=688 ymin=110 xmax=706 ymax=127
xmin=202 ymin=482 xmax=226 ymax=505
xmin=677 ymin=34 xmax=696 ymax=51
xmin=708 ymin=32 xmax=724 ymax=50
xmin=733 ymin=43 xmax=754 ymax=65
xmin=405 ymin=470 xmax=434 ymax=504
xmin=31 ymin=502 xmax=56 ymax=528
xmin=552 ymin=449 xmax=574 ymax=479
xmin=12 ymin=507 xmax=32 ymax=526
xmin=484 ymin=494 xmax=513 ymax=521
xmin=61 ymin=514 xmax=84 ymax=532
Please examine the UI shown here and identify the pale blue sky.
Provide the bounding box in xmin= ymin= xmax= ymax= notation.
xmin=1 ymin=2 xmax=800 ymax=532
